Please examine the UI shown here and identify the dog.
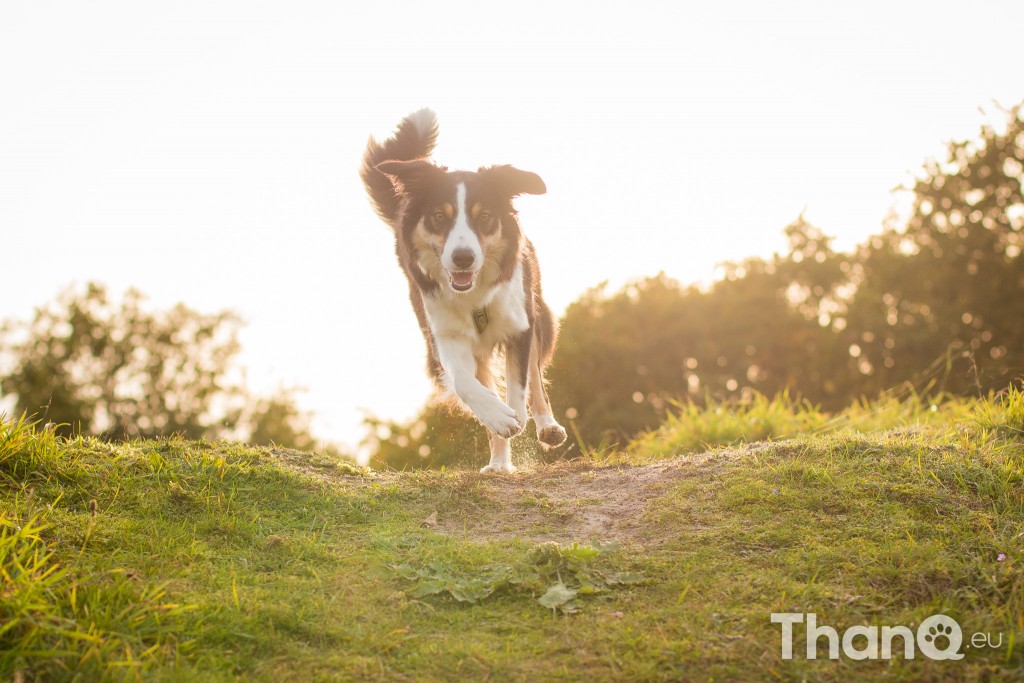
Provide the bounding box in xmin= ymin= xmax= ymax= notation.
xmin=360 ymin=109 xmax=567 ymax=473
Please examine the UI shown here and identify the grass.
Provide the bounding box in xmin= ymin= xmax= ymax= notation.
xmin=1 ymin=389 xmax=1023 ymax=681
xmin=626 ymin=390 xmax=982 ymax=459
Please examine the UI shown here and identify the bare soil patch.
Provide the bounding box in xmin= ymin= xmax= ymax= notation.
xmin=432 ymin=446 xmax=761 ymax=545
xmin=270 ymin=443 xmax=768 ymax=545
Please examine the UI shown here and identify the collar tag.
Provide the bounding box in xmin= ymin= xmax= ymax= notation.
xmin=472 ymin=307 xmax=489 ymax=334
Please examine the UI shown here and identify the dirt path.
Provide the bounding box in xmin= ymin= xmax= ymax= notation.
xmin=272 ymin=444 xmax=766 ymax=545
xmin=431 ymin=448 xmax=754 ymax=545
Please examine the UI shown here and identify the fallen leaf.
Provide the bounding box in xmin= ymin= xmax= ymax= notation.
xmin=538 ymin=582 xmax=577 ymax=611
xmin=422 ymin=512 xmax=438 ymax=528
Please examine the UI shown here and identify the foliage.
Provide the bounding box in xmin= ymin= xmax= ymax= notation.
xmin=365 ymin=402 xmax=483 ymax=471
xmin=0 ymin=283 xmax=240 ymax=440
xmin=544 ymin=104 xmax=1024 ymax=450
xmin=392 ymin=541 xmax=643 ymax=614
xmin=244 ymin=388 xmax=319 ymax=452
xmin=842 ymin=104 xmax=1024 ymax=398
xmin=0 ymin=283 xmax=326 ymax=451
xmin=547 ymin=257 xmax=839 ymax=450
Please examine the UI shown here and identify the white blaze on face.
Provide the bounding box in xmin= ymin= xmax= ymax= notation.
xmin=441 ymin=183 xmax=483 ymax=275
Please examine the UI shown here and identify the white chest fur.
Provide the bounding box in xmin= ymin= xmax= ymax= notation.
xmin=423 ymin=265 xmax=529 ymax=354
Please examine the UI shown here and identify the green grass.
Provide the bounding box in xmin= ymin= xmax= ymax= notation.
xmin=626 ymin=390 xmax=981 ymax=458
xmin=1 ymin=390 xmax=1023 ymax=681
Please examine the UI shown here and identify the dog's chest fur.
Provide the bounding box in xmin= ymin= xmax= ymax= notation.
xmin=422 ymin=264 xmax=529 ymax=355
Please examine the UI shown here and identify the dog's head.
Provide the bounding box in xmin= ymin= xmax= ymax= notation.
xmin=376 ymin=161 xmax=545 ymax=294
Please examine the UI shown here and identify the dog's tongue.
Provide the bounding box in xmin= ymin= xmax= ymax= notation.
xmin=451 ymin=271 xmax=474 ymax=288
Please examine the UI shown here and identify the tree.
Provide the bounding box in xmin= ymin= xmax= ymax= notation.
xmin=1 ymin=283 xmax=241 ymax=439
xmin=364 ymin=403 xmax=484 ymax=470
xmin=245 ymin=388 xmax=318 ymax=451
xmin=839 ymin=104 xmax=1024 ymax=396
xmin=548 ymin=105 xmax=1024 ymax=449
xmin=0 ymin=283 xmax=325 ymax=451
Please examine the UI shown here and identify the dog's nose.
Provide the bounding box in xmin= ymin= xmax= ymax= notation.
xmin=452 ymin=248 xmax=475 ymax=269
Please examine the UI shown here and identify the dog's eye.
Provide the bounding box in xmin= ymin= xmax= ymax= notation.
xmin=478 ymin=212 xmax=492 ymax=223
xmin=431 ymin=211 xmax=446 ymax=224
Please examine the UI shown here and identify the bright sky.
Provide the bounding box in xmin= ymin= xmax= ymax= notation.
xmin=2 ymin=1 xmax=1022 ymax=452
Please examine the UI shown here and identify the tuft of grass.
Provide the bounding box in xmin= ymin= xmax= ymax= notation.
xmin=976 ymin=384 xmax=1024 ymax=439
xmin=627 ymin=390 xmax=986 ymax=459
xmin=0 ymin=513 xmax=73 ymax=663
xmin=0 ymin=418 xmax=194 ymax=680
xmin=628 ymin=392 xmax=825 ymax=457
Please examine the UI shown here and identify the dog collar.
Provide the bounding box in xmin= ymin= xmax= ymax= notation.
xmin=472 ymin=307 xmax=489 ymax=334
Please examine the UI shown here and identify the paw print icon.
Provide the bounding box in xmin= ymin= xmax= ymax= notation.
xmin=917 ymin=615 xmax=964 ymax=660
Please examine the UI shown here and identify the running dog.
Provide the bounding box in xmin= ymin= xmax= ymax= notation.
xmin=361 ymin=109 xmax=567 ymax=473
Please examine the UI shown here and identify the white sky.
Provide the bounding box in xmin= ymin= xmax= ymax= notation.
xmin=2 ymin=0 xmax=1022 ymax=451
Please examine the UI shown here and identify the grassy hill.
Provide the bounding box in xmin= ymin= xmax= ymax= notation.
xmin=2 ymin=391 xmax=1023 ymax=681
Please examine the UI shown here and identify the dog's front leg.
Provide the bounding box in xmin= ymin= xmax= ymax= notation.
xmin=473 ymin=353 xmax=517 ymax=473
xmin=435 ymin=336 xmax=522 ymax=440
xmin=468 ymin=329 xmax=533 ymax=475
xmin=481 ymin=430 xmax=515 ymax=474
xmin=505 ymin=329 xmax=531 ymax=430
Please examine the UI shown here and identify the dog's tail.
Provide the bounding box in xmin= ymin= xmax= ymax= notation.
xmin=361 ymin=108 xmax=439 ymax=224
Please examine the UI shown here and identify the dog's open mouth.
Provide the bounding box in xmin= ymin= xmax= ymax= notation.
xmin=449 ymin=270 xmax=475 ymax=292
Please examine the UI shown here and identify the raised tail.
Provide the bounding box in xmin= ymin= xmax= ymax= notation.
xmin=360 ymin=108 xmax=439 ymax=224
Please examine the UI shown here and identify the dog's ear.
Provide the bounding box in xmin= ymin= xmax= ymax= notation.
xmin=478 ymin=164 xmax=547 ymax=197
xmin=375 ymin=159 xmax=444 ymax=195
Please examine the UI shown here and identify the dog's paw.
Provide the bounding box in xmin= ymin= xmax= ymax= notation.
xmin=538 ymin=423 xmax=568 ymax=448
xmin=479 ymin=461 xmax=518 ymax=474
xmin=475 ymin=397 xmax=523 ymax=439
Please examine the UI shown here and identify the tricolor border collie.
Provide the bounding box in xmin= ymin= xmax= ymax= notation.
xmin=361 ymin=109 xmax=567 ymax=473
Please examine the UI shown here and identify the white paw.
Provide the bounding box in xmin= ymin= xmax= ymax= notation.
xmin=473 ymin=396 xmax=523 ymax=439
xmin=480 ymin=462 xmax=518 ymax=474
